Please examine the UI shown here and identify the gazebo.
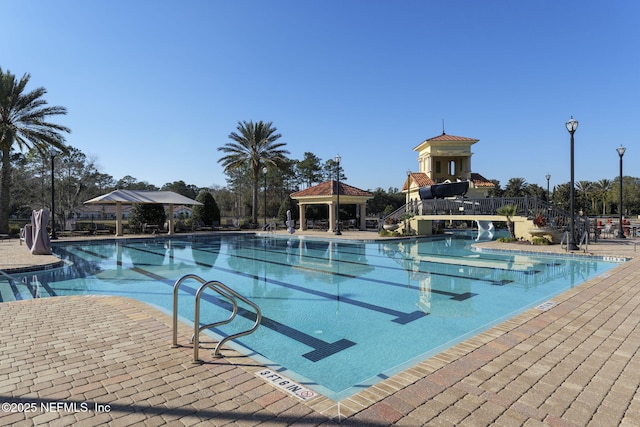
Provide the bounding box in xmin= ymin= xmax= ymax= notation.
xmin=84 ymin=189 xmax=202 ymax=236
xmin=290 ymin=181 xmax=373 ymax=232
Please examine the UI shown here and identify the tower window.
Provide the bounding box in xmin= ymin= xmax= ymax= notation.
xmin=448 ymin=160 xmax=456 ymax=176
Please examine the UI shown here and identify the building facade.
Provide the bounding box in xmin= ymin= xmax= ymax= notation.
xmin=404 ymin=131 xmax=495 ymax=205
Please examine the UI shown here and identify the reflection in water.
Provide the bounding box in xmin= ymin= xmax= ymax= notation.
xmin=123 ymin=241 xmax=167 ymax=267
xmin=190 ymin=236 xmax=220 ymax=268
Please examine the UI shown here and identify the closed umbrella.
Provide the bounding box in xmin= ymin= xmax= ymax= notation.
xmin=29 ymin=209 xmax=52 ymax=255
xmin=286 ymin=210 xmax=295 ymax=234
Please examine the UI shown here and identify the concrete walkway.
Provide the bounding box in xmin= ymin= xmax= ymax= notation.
xmin=1 ymin=233 xmax=639 ymax=425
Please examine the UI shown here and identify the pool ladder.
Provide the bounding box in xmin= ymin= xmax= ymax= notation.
xmin=172 ymin=274 xmax=262 ymax=364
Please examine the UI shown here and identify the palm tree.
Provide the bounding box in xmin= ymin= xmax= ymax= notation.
xmin=496 ymin=204 xmax=517 ymax=239
xmin=576 ymin=180 xmax=594 ymax=214
xmin=594 ymin=179 xmax=612 ymax=215
xmin=0 ymin=68 xmax=70 ymax=233
xmin=503 ymin=177 xmax=528 ymax=197
xmin=218 ymin=120 xmax=289 ymax=225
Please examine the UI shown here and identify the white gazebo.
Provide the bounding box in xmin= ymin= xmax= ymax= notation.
xmin=84 ymin=189 xmax=202 ymax=236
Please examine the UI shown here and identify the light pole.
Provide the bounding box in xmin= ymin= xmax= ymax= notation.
xmin=50 ymin=148 xmax=57 ymax=240
xmin=545 ymin=173 xmax=551 ymax=203
xmin=565 ymin=117 xmax=578 ymax=250
xmin=263 ymin=166 xmax=268 ymax=229
xmin=334 ymin=154 xmax=342 ymax=235
xmin=406 ymin=170 xmax=412 ymax=212
xmin=617 ymin=145 xmax=626 ymax=239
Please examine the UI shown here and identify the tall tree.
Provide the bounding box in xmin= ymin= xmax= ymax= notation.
xmin=218 ymin=120 xmax=289 ymax=224
xmin=503 ymin=178 xmax=528 ymax=197
xmin=487 ymin=179 xmax=503 ymax=197
xmin=0 ymin=68 xmax=70 ymax=233
xmin=526 ymin=183 xmax=546 ymax=200
xmin=57 ymin=147 xmax=105 ymax=227
xmin=161 ymin=180 xmax=199 ymax=199
xmin=115 ymin=175 xmax=158 ymax=190
xmin=296 ymin=152 xmax=323 ymax=188
xmin=594 ymin=179 xmax=612 ymax=215
xmin=322 ymin=157 xmax=347 ymax=182
xmin=575 ymin=180 xmax=595 ymax=215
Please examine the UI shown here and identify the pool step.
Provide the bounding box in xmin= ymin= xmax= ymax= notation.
xmin=0 ymin=276 xmax=50 ymax=301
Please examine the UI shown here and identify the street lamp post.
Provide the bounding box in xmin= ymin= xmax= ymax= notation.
xmin=565 ymin=117 xmax=578 ymax=250
xmin=334 ymin=154 xmax=342 ymax=235
xmin=617 ymin=145 xmax=626 ymax=239
xmin=406 ymin=170 xmax=412 ymax=212
xmin=50 ymin=148 xmax=57 ymax=240
xmin=263 ymin=167 xmax=268 ymax=229
xmin=545 ymin=173 xmax=551 ymax=202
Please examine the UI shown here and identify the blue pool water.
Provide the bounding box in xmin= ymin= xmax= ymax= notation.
xmin=1 ymin=233 xmax=620 ymax=400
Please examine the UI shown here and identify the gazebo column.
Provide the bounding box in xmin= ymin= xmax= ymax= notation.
xmin=167 ymin=204 xmax=174 ymax=235
xmin=116 ymin=202 xmax=123 ymax=237
xmin=359 ymin=203 xmax=367 ymax=230
xmin=328 ymin=202 xmax=336 ymax=232
xmin=299 ymin=204 xmax=307 ymax=231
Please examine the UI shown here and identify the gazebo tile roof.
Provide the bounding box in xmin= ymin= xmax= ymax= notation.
xmin=291 ymin=180 xmax=372 ymax=198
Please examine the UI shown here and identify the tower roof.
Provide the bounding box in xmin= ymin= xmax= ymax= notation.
xmin=413 ymin=132 xmax=479 ymax=151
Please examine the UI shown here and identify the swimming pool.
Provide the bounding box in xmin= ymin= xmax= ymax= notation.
xmin=1 ymin=233 xmax=620 ymax=400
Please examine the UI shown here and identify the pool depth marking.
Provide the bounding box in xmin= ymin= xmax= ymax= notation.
xmin=257 ymin=369 xmax=317 ymax=401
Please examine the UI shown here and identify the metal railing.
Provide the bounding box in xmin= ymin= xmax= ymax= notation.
xmin=387 ymin=196 xmax=591 ymax=235
xmin=172 ymin=274 xmax=262 ymax=363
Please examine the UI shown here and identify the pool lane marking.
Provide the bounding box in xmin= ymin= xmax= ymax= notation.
xmin=65 ymin=243 xmax=478 ymax=308
xmin=197 ymin=247 xmax=480 ymax=299
xmin=257 ymin=237 xmax=542 ymax=273
xmin=240 ymin=238 xmax=526 ymax=284
xmin=60 ymin=243 xmax=471 ymax=359
xmin=118 ymin=259 xmax=357 ymax=362
xmin=105 ymin=242 xmax=475 ymax=316
xmin=104 ymin=244 xmax=417 ymax=358
xmin=231 ymin=241 xmax=521 ymax=287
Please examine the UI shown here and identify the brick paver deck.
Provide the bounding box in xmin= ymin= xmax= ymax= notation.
xmin=1 ymin=234 xmax=639 ymax=425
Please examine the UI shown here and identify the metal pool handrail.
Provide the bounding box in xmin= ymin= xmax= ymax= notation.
xmin=172 ymin=274 xmax=262 ymax=363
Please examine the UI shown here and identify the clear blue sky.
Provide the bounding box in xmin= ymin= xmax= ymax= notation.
xmin=3 ymin=1 xmax=639 ymax=192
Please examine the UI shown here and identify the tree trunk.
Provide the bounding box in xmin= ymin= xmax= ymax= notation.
xmin=251 ymin=178 xmax=258 ymax=225
xmin=506 ymin=219 xmax=515 ymax=239
xmin=0 ymin=146 xmax=11 ymax=234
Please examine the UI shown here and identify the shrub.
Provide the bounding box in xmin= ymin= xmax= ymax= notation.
xmin=128 ymin=204 xmax=166 ymax=230
xmin=378 ymin=228 xmax=400 ymax=237
xmin=533 ymin=213 xmax=546 ymax=227
xmin=531 ymin=236 xmax=551 ymax=245
xmin=192 ymin=190 xmax=220 ymax=227
xmin=9 ymin=224 xmax=20 ymax=237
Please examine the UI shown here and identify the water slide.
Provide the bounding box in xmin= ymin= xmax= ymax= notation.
xmin=418 ymin=181 xmax=469 ymax=199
